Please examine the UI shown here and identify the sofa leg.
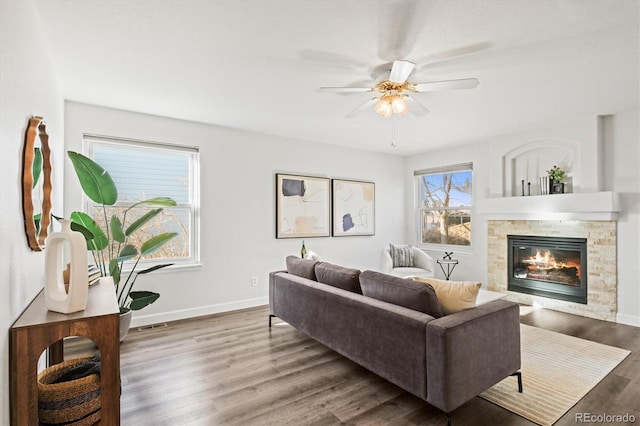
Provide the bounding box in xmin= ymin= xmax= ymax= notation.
xmin=511 ymin=371 xmax=523 ymax=393
xmin=269 ymin=314 xmax=276 ymax=328
xmin=445 ymin=413 xmax=451 ymax=426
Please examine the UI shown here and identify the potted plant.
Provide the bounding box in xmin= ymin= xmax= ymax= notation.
xmin=547 ymin=165 xmax=566 ymax=194
xmin=67 ymin=151 xmax=178 ymax=340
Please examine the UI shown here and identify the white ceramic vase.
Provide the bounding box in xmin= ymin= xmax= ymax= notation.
xmin=44 ymin=219 xmax=88 ymax=314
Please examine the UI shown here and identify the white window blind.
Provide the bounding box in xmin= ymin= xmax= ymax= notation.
xmin=84 ymin=135 xmax=200 ymax=267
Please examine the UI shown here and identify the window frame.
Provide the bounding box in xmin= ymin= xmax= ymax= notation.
xmin=414 ymin=163 xmax=474 ymax=253
xmin=83 ymin=134 xmax=200 ymax=269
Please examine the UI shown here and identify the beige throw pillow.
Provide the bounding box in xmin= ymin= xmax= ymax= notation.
xmin=411 ymin=276 xmax=481 ymax=315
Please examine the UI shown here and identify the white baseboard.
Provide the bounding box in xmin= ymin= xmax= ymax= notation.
xmin=130 ymin=296 xmax=639 ymax=328
xmin=130 ymin=296 xmax=269 ymax=328
xmin=616 ymin=312 xmax=640 ymax=327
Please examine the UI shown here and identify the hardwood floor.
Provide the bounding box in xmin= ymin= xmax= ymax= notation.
xmin=66 ymin=305 xmax=640 ymax=425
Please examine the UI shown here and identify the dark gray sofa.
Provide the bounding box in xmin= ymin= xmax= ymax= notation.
xmin=269 ymin=259 xmax=522 ymax=422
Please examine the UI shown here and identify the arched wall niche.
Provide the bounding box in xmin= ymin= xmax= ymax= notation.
xmin=487 ymin=115 xmax=603 ymax=197
xmin=503 ymin=138 xmax=580 ymax=196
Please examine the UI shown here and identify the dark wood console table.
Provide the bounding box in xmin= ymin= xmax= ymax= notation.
xmin=10 ymin=279 xmax=120 ymax=425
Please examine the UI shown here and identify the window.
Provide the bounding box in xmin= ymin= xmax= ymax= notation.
xmin=84 ymin=135 xmax=200 ymax=267
xmin=415 ymin=163 xmax=473 ymax=248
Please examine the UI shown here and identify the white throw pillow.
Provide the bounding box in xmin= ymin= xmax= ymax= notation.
xmin=410 ymin=276 xmax=481 ymax=315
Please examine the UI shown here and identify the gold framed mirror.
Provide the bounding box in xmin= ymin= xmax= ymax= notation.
xmin=22 ymin=116 xmax=52 ymax=251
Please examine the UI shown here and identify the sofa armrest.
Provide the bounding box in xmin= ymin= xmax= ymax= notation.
xmin=425 ymin=300 xmax=521 ymax=413
xmin=269 ymin=270 xmax=287 ymax=315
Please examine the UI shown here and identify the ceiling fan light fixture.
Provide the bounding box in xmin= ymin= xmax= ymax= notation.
xmin=375 ymin=94 xmax=408 ymax=118
xmin=374 ymin=97 xmax=392 ymax=117
xmin=391 ymin=95 xmax=408 ymax=115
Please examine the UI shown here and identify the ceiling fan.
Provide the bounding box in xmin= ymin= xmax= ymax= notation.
xmin=317 ymin=60 xmax=479 ymax=119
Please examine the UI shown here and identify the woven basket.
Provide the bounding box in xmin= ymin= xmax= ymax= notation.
xmin=38 ymin=356 xmax=101 ymax=426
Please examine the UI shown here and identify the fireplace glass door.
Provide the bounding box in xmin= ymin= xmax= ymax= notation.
xmin=508 ymin=235 xmax=587 ymax=304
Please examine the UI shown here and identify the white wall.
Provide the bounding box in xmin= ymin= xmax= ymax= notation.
xmin=0 ymin=0 xmax=64 ymax=423
xmin=64 ymin=102 xmax=407 ymax=327
xmin=405 ymin=111 xmax=640 ymax=327
xmin=602 ymin=111 xmax=640 ymax=326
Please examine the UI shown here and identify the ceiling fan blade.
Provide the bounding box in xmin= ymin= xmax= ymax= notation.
xmin=414 ymin=42 xmax=492 ymax=70
xmin=404 ymin=95 xmax=429 ymax=116
xmin=299 ymin=49 xmax=369 ymax=71
xmin=412 ymin=78 xmax=479 ymax=92
xmin=376 ymin=0 xmax=428 ymax=61
xmin=345 ymin=98 xmax=378 ymax=119
xmin=388 ymin=60 xmax=415 ymax=83
xmin=317 ymin=87 xmax=373 ymax=94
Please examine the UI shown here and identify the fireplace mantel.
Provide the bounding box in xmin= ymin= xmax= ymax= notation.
xmin=477 ymin=191 xmax=620 ymax=221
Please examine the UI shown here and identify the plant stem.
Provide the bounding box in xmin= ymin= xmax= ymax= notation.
xmin=116 ymin=209 xmax=129 ymax=275
xmin=90 ymin=250 xmax=100 ymax=273
xmin=90 ymin=239 xmax=107 ymax=277
xmin=99 ymin=244 xmax=107 ymax=276
xmin=102 ymin=205 xmax=112 ymax=266
xmin=118 ymin=256 xmax=141 ymax=306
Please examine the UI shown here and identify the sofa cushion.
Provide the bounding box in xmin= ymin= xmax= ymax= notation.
xmin=390 ymin=244 xmax=413 ymax=267
xmin=315 ymin=262 xmax=362 ymax=294
xmin=411 ymin=276 xmax=481 ymax=315
xmin=286 ymin=256 xmax=319 ymax=281
xmin=359 ymin=270 xmax=443 ymax=318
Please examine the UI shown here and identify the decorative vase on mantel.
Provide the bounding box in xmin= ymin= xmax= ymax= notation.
xmin=549 ymin=179 xmax=565 ymax=194
xmin=44 ymin=219 xmax=88 ymax=314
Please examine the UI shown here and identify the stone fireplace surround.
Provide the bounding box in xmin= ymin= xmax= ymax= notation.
xmin=487 ymin=219 xmax=617 ymax=321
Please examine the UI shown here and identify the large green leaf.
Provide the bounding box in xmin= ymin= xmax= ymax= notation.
xmin=69 ymin=222 xmax=95 ymax=241
xmin=110 ymin=215 xmax=125 ymax=243
xmin=70 ymin=211 xmax=108 ymax=250
xmin=117 ymin=245 xmax=138 ymax=262
xmin=53 ymin=213 xmax=94 ymax=240
xmin=67 ymin=151 xmax=117 ymax=205
xmin=137 ymin=263 xmax=173 ymax=274
xmin=129 ymin=291 xmax=160 ymax=311
xmin=109 ymin=259 xmax=121 ymax=285
xmin=127 ymin=197 xmax=177 ymax=211
xmin=32 ymin=147 xmax=42 ymax=188
xmin=140 ymin=232 xmax=178 ymax=256
xmin=124 ymin=208 xmax=162 ymax=236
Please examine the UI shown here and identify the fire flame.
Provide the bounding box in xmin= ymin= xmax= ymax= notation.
xmin=522 ymin=250 xmax=581 ymax=278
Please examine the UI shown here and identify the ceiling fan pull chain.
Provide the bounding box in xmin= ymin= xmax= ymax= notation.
xmin=391 ymin=115 xmax=397 ymax=147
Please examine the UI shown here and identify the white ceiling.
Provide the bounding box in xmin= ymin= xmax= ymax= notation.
xmin=34 ymin=0 xmax=639 ymax=156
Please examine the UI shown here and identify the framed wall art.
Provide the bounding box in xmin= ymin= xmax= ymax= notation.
xmin=276 ymin=174 xmax=330 ymax=239
xmin=332 ymin=179 xmax=375 ymax=236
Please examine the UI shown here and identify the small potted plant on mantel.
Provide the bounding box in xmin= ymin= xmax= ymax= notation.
xmin=547 ymin=165 xmax=566 ymax=194
xmin=67 ymin=151 xmax=178 ymax=341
